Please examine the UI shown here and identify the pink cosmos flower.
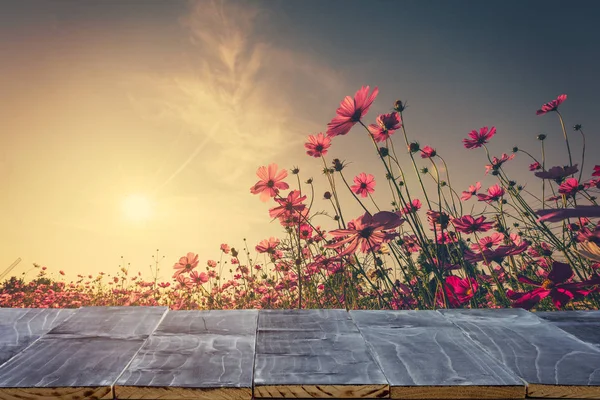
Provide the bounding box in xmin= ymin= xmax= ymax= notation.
xmin=470 ymin=233 xmax=504 ymax=252
xmin=351 ymin=173 xmax=376 ymax=198
xmin=268 ymin=190 xmax=307 ymax=219
xmin=535 ymin=165 xmax=578 ymax=181
xmin=477 ymin=184 xmax=505 ymax=203
xmin=327 ymin=86 xmax=379 ymax=137
xmin=529 ymin=161 xmax=542 ymax=171
xmin=558 ymin=178 xmax=580 ymax=197
xmin=325 ymin=211 xmax=404 ymax=256
xmin=484 ymin=153 xmax=515 ymax=175
xmin=427 ymin=210 xmax=451 ymax=231
xmin=536 ymin=94 xmax=567 ymax=115
xmin=190 ymin=271 xmax=209 ymax=285
xmin=463 ymin=126 xmax=496 ymax=149
xmin=452 ymin=215 xmax=495 ymax=234
xmin=173 ymin=252 xmax=199 ymax=277
xmin=442 ymin=276 xmax=478 ymax=307
xmin=305 ymin=133 xmax=332 ymax=157
xmin=368 ymin=112 xmax=402 ymax=142
xmin=220 ymin=244 xmax=230 ymax=254
xmin=401 ymin=235 xmax=421 ymax=253
xmin=420 ymin=146 xmax=436 ymax=159
xmin=256 ymin=237 xmax=281 ymax=253
xmin=402 ymin=199 xmax=422 ymax=214
xmin=250 ymin=163 xmax=289 ymax=202
xmin=461 ymin=182 xmax=481 ymax=201
xmin=537 ymin=205 xmax=600 ymax=223
xmin=593 ymin=165 xmax=600 ymax=177
xmin=464 ymin=240 xmax=529 ymax=265
xmin=299 ymin=223 xmax=313 ymax=240
xmin=508 ymin=261 xmax=600 ymax=309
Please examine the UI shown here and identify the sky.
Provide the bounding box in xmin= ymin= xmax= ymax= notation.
xmin=1 ymin=0 xmax=599 ymax=281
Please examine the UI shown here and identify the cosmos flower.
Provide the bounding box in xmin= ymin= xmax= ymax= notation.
xmin=402 ymin=199 xmax=422 ymax=214
xmin=463 ymin=126 xmax=496 ymax=149
xmin=325 ymin=211 xmax=404 ymax=256
xmin=537 ymin=205 xmax=600 ymax=223
xmin=536 ymin=94 xmax=567 ymax=115
xmin=464 ymin=241 xmax=529 ymax=265
xmin=452 ymin=215 xmax=495 ymax=234
xmin=529 ymin=161 xmax=542 ymax=171
xmin=173 ymin=252 xmax=199 ymax=277
xmin=368 ymin=112 xmax=402 ymax=142
xmin=190 ymin=271 xmax=209 ymax=285
xmin=268 ymin=190 xmax=307 ymax=219
xmin=420 ymin=146 xmax=437 ymax=158
xmin=351 ymin=173 xmax=376 ymax=198
xmin=305 ymin=133 xmax=332 ymax=157
xmin=508 ymin=261 xmax=600 ymax=309
xmin=255 ymin=237 xmax=281 ymax=254
xmin=484 ymin=153 xmax=515 ymax=175
xmin=327 ymin=86 xmax=379 ymax=137
xmin=461 ymin=182 xmax=481 ymax=201
xmin=534 ymin=165 xmax=578 ymax=181
xmin=250 ymin=164 xmax=289 ymax=202
xmin=442 ymin=276 xmax=478 ymax=307
xmin=476 ymin=184 xmax=505 ymax=203
xmin=558 ymin=178 xmax=580 ymax=197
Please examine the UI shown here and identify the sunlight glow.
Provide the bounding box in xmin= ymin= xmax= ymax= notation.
xmin=122 ymin=194 xmax=153 ymax=222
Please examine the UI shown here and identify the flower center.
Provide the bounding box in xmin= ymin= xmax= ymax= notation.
xmin=359 ymin=227 xmax=374 ymax=239
xmin=267 ymin=180 xmax=275 ymax=188
xmin=351 ymin=110 xmax=362 ymax=122
xmin=541 ymin=279 xmax=554 ymax=289
xmin=316 ymin=145 xmax=324 ymax=152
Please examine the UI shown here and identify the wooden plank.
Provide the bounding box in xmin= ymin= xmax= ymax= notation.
xmin=0 ymin=306 xmax=167 ymax=400
xmin=253 ymin=309 xmax=389 ymax=399
xmin=114 ymin=310 xmax=258 ymax=400
xmin=350 ymin=310 xmax=525 ymax=399
xmin=439 ymin=308 xmax=600 ymax=399
xmin=48 ymin=305 xmax=167 ymax=339
xmin=537 ymin=311 xmax=600 ymax=348
xmin=0 ymin=308 xmax=75 ymax=367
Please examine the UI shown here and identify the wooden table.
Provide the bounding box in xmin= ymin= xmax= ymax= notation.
xmin=0 ymin=307 xmax=598 ymax=399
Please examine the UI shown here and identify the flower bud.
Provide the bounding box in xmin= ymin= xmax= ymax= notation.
xmin=408 ymin=142 xmax=420 ymax=153
xmin=379 ymin=147 xmax=389 ymax=157
xmin=573 ymin=124 xmax=582 ymax=131
xmin=393 ymin=100 xmax=406 ymax=112
xmin=324 ymin=191 xmax=332 ymax=200
xmin=537 ymin=133 xmax=547 ymax=141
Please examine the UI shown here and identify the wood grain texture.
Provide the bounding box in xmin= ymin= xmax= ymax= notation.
xmin=254 ymin=309 xmax=389 ymax=399
xmin=0 ymin=308 xmax=75 ymax=367
xmin=537 ymin=310 xmax=600 ymax=348
xmin=114 ymin=310 xmax=258 ymax=400
xmin=48 ymin=306 xmax=168 ymax=339
xmin=439 ymin=308 xmax=600 ymax=398
xmin=350 ymin=310 xmax=525 ymax=399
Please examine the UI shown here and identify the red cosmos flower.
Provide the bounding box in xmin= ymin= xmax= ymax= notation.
xmin=461 ymin=182 xmax=481 ymax=201
xmin=190 ymin=271 xmax=209 ymax=285
xmin=536 ymin=94 xmax=567 ymax=115
xmin=477 ymin=184 xmax=505 ymax=203
xmin=173 ymin=252 xmax=199 ymax=277
xmin=508 ymin=261 xmax=600 ymax=309
xmin=250 ymin=163 xmax=289 ymax=202
xmin=402 ymin=199 xmax=422 ymax=214
xmin=484 ymin=153 xmax=515 ymax=175
xmin=442 ymin=276 xmax=478 ymax=307
xmin=368 ymin=112 xmax=402 ymax=142
xmin=534 ymin=165 xmax=578 ymax=181
xmin=558 ymin=178 xmax=580 ymax=197
xmin=326 ymin=86 xmax=379 ymax=137
xmin=325 ymin=211 xmax=404 ymax=256
xmin=268 ymin=190 xmax=307 ymax=219
xmin=305 ymin=133 xmax=332 ymax=157
xmin=452 ymin=215 xmax=495 ymax=234
xmin=220 ymin=243 xmax=230 ymax=254
xmin=351 ymin=173 xmax=376 ymax=198
xmin=463 ymin=126 xmax=496 ymax=149
xmin=470 ymin=233 xmax=504 ymax=252
xmin=256 ymin=237 xmax=281 ymax=253
xmin=593 ymin=165 xmax=600 ymax=177
xmin=298 ymin=223 xmax=313 ymax=239
xmin=537 ymin=205 xmax=600 ymax=223
xmin=464 ymin=240 xmax=529 ymax=265
xmin=420 ymin=146 xmax=436 ymax=158
xmin=529 ymin=161 xmax=542 ymax=171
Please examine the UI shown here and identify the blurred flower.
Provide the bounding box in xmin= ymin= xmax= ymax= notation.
xmin=537 ymin=205 xmax=600 ymax=223
xmin=461 ymin=182 xmax=481 ymax=201
xmin=442 ymin=276 xmax=478 ymax=307
xmin=420 ymin=146 xmax=436 ymax=158
xmin=256 ymin=237 xmax=281 ymax=254
xmin=534 ymin=165 xmax=578 ymax=181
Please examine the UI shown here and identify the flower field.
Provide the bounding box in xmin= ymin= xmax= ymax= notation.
xmin=2 ymin=88 xmax=600 ymax=311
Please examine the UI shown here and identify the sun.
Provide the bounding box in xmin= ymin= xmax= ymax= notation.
xmin=122 ymin=194 xmax=153 ymax=222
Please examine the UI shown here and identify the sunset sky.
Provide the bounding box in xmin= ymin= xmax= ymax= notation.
xmin=1 ymin=0 xmax=599 ymax=281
